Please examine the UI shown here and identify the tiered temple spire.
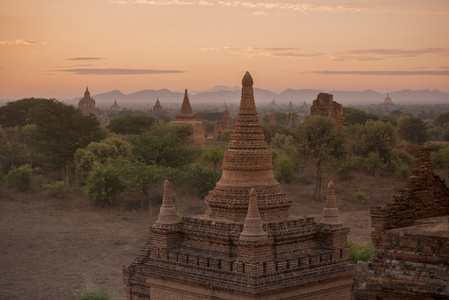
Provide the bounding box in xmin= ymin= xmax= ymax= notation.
xmin=204 ymin=71 xmax=290 ymax=222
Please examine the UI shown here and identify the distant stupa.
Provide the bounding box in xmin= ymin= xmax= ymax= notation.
xmin=383 ymin=93 xmax=393 ymax=105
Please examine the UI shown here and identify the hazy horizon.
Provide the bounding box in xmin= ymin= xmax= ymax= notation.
xmin=1 ymin=0 xmax=448 ymax=99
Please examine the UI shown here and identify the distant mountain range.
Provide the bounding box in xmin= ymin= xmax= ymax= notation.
xmin=68 ymin=87 xmax=449 ymax=107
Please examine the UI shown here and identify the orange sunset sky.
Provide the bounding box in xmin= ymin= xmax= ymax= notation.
xmin=1 ymin=0 xmax=448 ymax=100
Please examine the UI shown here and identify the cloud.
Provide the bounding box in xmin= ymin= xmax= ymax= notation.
xmin=109 ymin=1 xmax=448 ymax=15
xmin=347 ymin=48 xmax=449 ymax=57
xmin=53 ymin=64 xmax=95 ymax=68
xmin=65 ymin=57 xmax=105 ymax=61
xmin=329 ymin=55 xmax=382 ymax=61
xmin=307 ymin=70 xmax=449 ymax=76
xmin=201 ymin=47 xmax=299 ymax=51
xmin=53 ymin=68 xmax=184 ymax=75
xmin=200 ymin=46 xmax=321 ymax=58
xmin=0 ymin=39 xmax=45 ymax=46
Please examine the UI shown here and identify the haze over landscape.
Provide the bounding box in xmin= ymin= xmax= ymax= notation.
xmin=1 ymin=0 xmax=449 ymax=101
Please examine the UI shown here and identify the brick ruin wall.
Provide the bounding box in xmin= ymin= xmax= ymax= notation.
xmin=371 ymin=148 xmax=449 ymax=248
xmin=310 ymin=92 xmax=345 ymax=125
xmin=354 ymin=148 xmax=449 ymax=300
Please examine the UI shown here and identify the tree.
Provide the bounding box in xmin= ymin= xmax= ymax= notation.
xmin=132 ymin=125 xmax=198 ymax=168
xmin=114 ymin=158 xmax=166 ymax=199
xmin=344 ymin=107 xmax=379 ymax=126
xmin=435 ymin=112 xmax=449 ymax=126
xmin=84 ymin=163 xmax=126 ymax=206
xmin=0 ymin=98 xmax=52 ymax=128
xmin=202 ymin=146 xmax=225 ymax=170
xmin=169 ymin=123 xmax=194 ymax=145
xmin=30 ymin=99 xmax=106 ymax=183
xmin=295 ymin=116 xmax=347 ymax=201
xmin=398 ymin=117 xmax=429 ymax=145
xmin=106 ymin=115 xmax=155 ymax=135
xmin=217 ymin=129 xmax=233 ymax=143
xmin=74 ymin=136 xmax=133 ymax=184
xmin=353 ymin=120 xmax=398 ymax=165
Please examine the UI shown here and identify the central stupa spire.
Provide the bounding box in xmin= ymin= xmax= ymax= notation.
xmin=204 ymin=71 xmax=291 ymax=222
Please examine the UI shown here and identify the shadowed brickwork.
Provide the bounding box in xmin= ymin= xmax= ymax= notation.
xmin=123 ymin=72 xmax=354 ymax=300
xmin=354 ymin=148 xmax=449 ymax=299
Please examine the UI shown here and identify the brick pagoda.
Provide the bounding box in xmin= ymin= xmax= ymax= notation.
xmin=170 ymin=89 xmax=206 ymax=147
xmin=123 ymin=72 xmax=354 ymax=299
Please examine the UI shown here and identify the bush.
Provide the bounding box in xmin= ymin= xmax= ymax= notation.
xmin=84 ymin=164 xmax=126 ymax=206
xmin=396 ymin=166 xmax=411 ymax=179
xmin=78 ymin=283 xmax=115 ymax=300
xmin=431 ymin=145 xmax=449 ymax=169
xmin=171 ymin=164 xmax=221 ymax=198
xmin=353 ymin=191 xmax=368 ymax=203
xmin=347 ymin=239 xmax=375 ymax=264
xmin=335 ymin=156 xmax=362 ymax=180
xmin=4 ymin=164 xmax=33 ymax=192
xmin=275 ymin=158 xmax=294 ymax=183
xmin=42 ymin=181 xmax=66 ymax=198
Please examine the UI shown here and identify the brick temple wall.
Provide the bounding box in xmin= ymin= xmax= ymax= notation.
xmin=354 ymin=217 xmax=449 ymax=300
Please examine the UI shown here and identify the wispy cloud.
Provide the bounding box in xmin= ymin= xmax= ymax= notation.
xmin=200 ymin=46 xmax=321 ymax=58
xmin=202 ymin=46 xmax=449 ymax=61
xmin=52 ymin=68 xmax=184 ymax=75
xmin=307 ymin=70 xmax=449 ymax=76
xmin=330 ymin=48 xmax=449 ymax=61
xmin=347 ymin=48 xmax=449 ymax=57
xmin=109 ymin=1 xmax=449 ymax=15
xmin=0 ymin=39 xmax=45 ymax=46
xmin=65 ymin=57 xmax=105 ymax=61
xmin=329 ymin=55 xmax=382 ymax=62
xmin=53 ymin=64 xmax=95 ymax=68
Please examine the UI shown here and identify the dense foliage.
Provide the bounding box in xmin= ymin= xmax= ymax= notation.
xmin=106 ymin=115 xmax=155 ymax=135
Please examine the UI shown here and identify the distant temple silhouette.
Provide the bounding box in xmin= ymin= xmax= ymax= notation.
xmin=77 ymin=87 xmax=109 ymax=125
xmin=213 ymin=105 xmax=234 ymax=139
xmin=149 ymin=98 xmax=169 ymax=116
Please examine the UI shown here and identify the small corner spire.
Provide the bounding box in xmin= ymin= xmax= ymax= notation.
xmin=320 ymin=181 xmax=342 ymax=226
xmin=239 ymin=188 xmax=267 ymax=241
xmin=155 ymin=180 xmax=179 ymax=225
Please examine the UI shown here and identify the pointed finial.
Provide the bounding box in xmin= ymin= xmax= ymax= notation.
xmin=155 ymin=180 xmax=179 ymax=225
xmin=239 ymin=188 xmax=267 ymax=241
xmin=242 ymin=71 xmax=253 ymax=87
xmin=320 ymin=181 xmax=342 ymax=226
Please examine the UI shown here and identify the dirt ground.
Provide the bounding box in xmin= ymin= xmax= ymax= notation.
xmin=0 ymin=170 xmax=407 ymax=300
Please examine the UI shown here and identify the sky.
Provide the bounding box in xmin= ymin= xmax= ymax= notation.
xmin=1 ymin=0 xmax=448 ymax=100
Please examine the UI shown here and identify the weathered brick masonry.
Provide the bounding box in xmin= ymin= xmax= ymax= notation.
xmin=310 ymin=92 xmax=345 ymax=125
xmin=123 ymin=72 xmax=354 ymax=300
xmin=354 ymin=148 xmax=449 ymax=299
